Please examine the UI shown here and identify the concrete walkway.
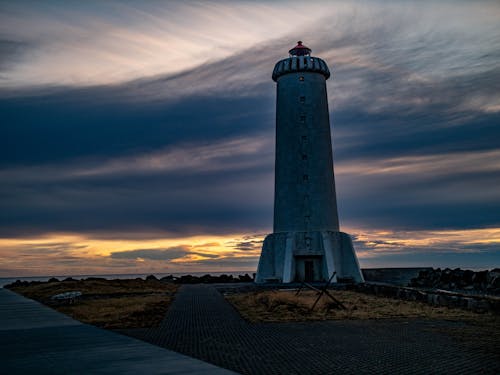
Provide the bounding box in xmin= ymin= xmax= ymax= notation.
xmin=124 ymin=284 xmax=500 ymax=375
xmin=0 ymin=288 xmax=236 ymax=374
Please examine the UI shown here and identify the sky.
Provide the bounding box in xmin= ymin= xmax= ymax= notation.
xmin=1 ymin=0 xmax=499 ymax=277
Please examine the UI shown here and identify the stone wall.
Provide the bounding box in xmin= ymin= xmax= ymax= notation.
xmin=353 ymin=282 xmax=500 ymax=314
xmin=362 ymin=268 xmax=432 ymax=286
xmin=409 ymin=268 xmax=500 ymax=295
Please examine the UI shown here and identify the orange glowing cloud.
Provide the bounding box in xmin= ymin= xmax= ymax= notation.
xmin=0 ymin=228 xmax=498 ymax=277
xmin=0 ymin=232 xmax=263 ymax=277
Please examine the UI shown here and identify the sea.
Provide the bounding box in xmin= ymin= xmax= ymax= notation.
xmin=0 ymin=271 xmax=255 ymax=288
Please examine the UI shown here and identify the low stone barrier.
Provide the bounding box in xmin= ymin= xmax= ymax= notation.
xmin=409 ymin=268 xmax=500 ymax=295
xmin=362 ymin=267 xmax=432 ymax=286
xmin=353 ymin=282 xmax=500 ymax=314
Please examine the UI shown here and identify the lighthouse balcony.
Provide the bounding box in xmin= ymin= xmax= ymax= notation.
xmin=272 ymin=55 xmax=330 ymax=81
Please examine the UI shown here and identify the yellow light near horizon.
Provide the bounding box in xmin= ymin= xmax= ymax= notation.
xmin=0 ymin=227 xmax=498 ymax=276
xmin=0 ymin=232 xmax=261 ymax=259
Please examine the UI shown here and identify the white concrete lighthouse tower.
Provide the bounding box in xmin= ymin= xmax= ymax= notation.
xmin=256 ymin=42 xmax=364 ymax=283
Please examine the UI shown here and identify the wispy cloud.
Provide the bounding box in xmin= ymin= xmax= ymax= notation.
xmin=0 ymin=1 xmax=329 ymax=87
xmin=337 ymin=150 xmax=500 ymax=177
xmin=352 ymin=227 xmax=500 ymax=269
xmin=74 ymin=136 xmax=272 ymax=177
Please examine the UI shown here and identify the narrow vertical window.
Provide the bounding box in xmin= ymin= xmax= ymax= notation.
xmin=300 ymin=115 xmax=306 ymax=123
xmin=299 ymin=96 xmax=305 ymax=104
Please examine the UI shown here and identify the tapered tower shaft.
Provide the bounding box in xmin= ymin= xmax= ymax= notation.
xmin=273 ymin=66 xmax=339 ymax=233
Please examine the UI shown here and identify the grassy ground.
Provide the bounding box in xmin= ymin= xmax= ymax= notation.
xmin=226 ymin=289 xmax=499 ymax=325
xmin=7 ymin=278 xmax=177 ymax=329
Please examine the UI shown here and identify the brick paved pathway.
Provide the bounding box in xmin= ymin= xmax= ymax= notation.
xmin=122 ymin=284 xmax=500 ymax=374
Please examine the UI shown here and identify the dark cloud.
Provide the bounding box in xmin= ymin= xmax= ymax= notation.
xmin=227 ymin=234 xmax=265 ymax=251
xmin=0 ymin=141 xmax=275 ymax=237
xmin=0 ymin=89 xmax=274 ymax=168
xmin=231 ymin=241 xmax=263 ymax=251
xmin=110 ymin=247 xmax=188 ymax=261
xmin=0 ymin=39 xmax=32 ymax=71
xmin=331 ymin=71 xmax=500 ymax=161
xmin=190 ymin=252 xmax=220 ymax=259
xmin=3 ymin=241 xmax=88 ymax=256
xmin=109 ymin=247 xmax=239 ymax=263
xmin=193 ymin=256 xmax=260 ymax=268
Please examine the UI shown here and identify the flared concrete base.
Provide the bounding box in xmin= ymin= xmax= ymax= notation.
xmin=255 ymin=231 xmax=364 ymax=283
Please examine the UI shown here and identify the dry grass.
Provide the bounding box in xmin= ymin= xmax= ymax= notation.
xmin=227 ymin=289 xmax=500 ymax=358
xmin=227 ymin=289 xmax=499 ymax=324
xmin=8 ymin=278 xmax=178 ymax=329
xmin=8 ymin=278 xmax=173 ymax=299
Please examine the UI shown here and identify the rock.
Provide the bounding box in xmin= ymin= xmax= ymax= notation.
xmin=50 ymin=291 xmax=82 ymax=304
xmin=173 ymin=273 xmax=252 ymax=284
xmin=238 ymin=274 xmax=253 ymax=282
xmin=486 ymin=274 xmax=500 ymax=294
xmin=487 ymin=269 xmax=500 ymax=283
xmin=463 ymin=270 xmax=474 ymax=284
xmin=407 ymin=267 xmax=500 ymax=295
xmin=472 ymin=271 xmax=488 ymax=284
xmin=491 ymin=276 xmax=500 ymax=288
xmin=5 ymin=280 xmax=29 ymax=288
xmin=441 ymin=268 xmax=452 ymax=283
xmin=145 ymin=274 xmax=158 ymax=281
xmin=160 ymin=275 xmax=175 ymax=282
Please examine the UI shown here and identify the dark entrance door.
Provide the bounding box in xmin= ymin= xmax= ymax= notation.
xmin=304 ymin=260 xmax=314 ymax=282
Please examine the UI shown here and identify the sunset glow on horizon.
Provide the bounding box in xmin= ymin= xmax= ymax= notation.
xmin=1 ymin=226 xmax=499 ymax=277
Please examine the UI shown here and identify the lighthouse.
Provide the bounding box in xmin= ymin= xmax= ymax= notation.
xmin=255 ymin=42 xmax=364 ymax=283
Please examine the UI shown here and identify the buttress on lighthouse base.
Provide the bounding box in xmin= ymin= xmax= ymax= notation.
xmin=256 ymin=231 xmax=362 ymax=283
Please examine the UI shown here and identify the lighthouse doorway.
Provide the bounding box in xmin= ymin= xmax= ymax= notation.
xmin=304 ymin=260 xmax=314 ymax=282
xmin=295 ymin=256 xmax=322 ymax=282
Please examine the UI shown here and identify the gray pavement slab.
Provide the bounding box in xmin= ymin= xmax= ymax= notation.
xmin=123 ymin=284 xmax=500 ymax=375
xmin=0 ymin=288 xmax=237 ymax=374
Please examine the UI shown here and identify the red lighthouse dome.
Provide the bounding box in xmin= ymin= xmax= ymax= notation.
xmin=288 ymin=41 xmax=312 ymax=56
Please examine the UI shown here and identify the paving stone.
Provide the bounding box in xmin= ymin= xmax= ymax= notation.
xmin=123 ymin=284 xmax=500 ymax=375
